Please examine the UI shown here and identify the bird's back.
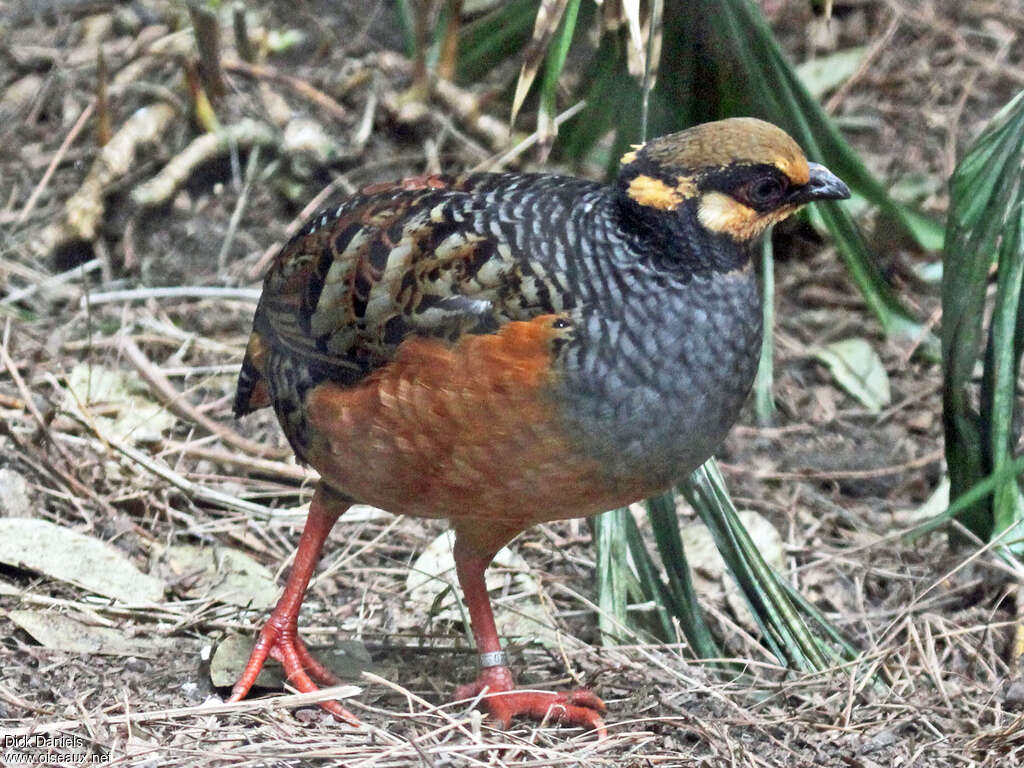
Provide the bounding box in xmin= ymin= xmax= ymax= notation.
xmin=235 ymin=172 xmax=604 ymax=423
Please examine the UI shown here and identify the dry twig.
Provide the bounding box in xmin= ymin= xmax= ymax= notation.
xmin=120 ymin=336 xmax=287 ymax=459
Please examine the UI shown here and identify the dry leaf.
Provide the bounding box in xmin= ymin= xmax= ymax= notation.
xmin=9 ymin=610 xmax=162 ymax=656
xmin=210 ymin=634 xmax=375 ymax=688
xmin=404 ymin=531 xmax=558 ymax=646
xmin=153 ymin=544 xmax=279 ymax=609
xmin=0 ymin=518 xmax=164 ymax=603
xmin=796 ymin=46 xmax=868 ymax=99
xmin=510 ymin=0 xmax=571 ymax=128
xmin=813 ymin=338 xmax=892 ymax=413
xmin=64 ymin=363 xmax=175 ymax=445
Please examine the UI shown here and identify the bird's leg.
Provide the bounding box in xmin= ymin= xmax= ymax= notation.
xmin=227 ymin=484 xmax=358 ymax=725
xmin=451 ymin=531 xmax=607 ymax=738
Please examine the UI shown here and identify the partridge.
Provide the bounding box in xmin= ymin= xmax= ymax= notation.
xmin=228 ymin=117 xmax=850 ymax=735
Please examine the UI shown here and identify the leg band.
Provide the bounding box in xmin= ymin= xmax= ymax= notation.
xmin=478 ymin=650 xmax=508 ymax=669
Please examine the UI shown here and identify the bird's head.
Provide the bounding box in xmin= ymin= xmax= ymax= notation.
xmin=616 ymin=118 xmax=850 ymax=246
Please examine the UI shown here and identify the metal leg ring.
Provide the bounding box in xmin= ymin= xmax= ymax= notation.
xmin=478 ymin=650 xmax=508 ymax=669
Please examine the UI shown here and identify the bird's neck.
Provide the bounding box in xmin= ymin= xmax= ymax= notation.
xmin=612 ymin=188 xmax=755 ymax=278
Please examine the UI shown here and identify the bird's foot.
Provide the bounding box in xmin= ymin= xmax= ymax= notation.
xmin=226 ymin=611 xmax=359 ymax=725
xmin=455 ymin=666 xmax=606 ymax=738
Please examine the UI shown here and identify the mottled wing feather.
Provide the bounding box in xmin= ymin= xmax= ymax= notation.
xmin=235 ymin=173 xmax=580 ymax=415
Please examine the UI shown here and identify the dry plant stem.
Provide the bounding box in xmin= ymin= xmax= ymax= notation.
xmin=2 ymin=685 xmax=363 ymax=738
xmin=94 ymin=428 xmax=280 ymax=518
xmin=80 ymin=286 xmax=260 ymax=308
xmin=437 ymin=0 xmax=464 ymax=81
xmin=131 ymin=119 xmax=276 ymax=209
xmin=120 ymin=336 xmax=287 ymax=459
xmin=1014 ymin=583 xmax=1024 ymax=669
xmin=353 ymin=86 xmax=379 ymax=152
xmin=188 ymin=2 xmax=226 ymax=99
xmin=17 ymin=100 xmax=96 ymax=225
xmin=40 ymin=101 xmax=178 ymax=254
xmin=184 ymin=57 xmax=220 ymax=133
xmin=159 ymin=439 xmax=315 ymax=483
xmin=361 ymin=671 xmax=482 ymax=742
xmin=412 ymin=0 xmax=430 ymax=91
xmin=218 ymin=144 xmax=261 ymax=276
xmin=0 ymin=420 xmax=97 ymax=526
xmin=1 ymin=322 xmax=73 ymax=470
xmin=0 ymin=326 xmax=142 ymax=535
xmin=95 ymin=47 xmax=111 ymax=146
xmin=473 ymin=100 xmax=587 ymax=172
xmin=825 ymin=11 xmax=902 ymax=114
xmin=432 ymin=78 xmax=514 ymax=152
xmin=2 ymin=258 xmax=102 ymax=306
xmin=223 ymin=59 xmax=349 ymax=122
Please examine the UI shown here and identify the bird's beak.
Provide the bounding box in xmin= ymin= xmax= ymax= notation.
xmin=793 ymin=162 xmax=850 ymax=203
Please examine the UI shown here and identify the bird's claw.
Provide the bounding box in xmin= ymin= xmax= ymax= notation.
xmin=456 ymin=669 xmax=607 ymax=739
xmin=226 ymin=613 xmax=359 ymax=726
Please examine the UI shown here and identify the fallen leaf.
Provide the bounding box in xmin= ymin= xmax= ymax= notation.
xmin=894 ymin=477 xmax=950 ymax=526
xmin=64 ymin=363 xmax=175 ymax=444
xmin=795 ymin=46 xmax=868 ymax=98
xmin=0 ymin=518 xmax=164 ymax=603
xmin=0 ymin=468 xmax=32 ymax=517
xmin=403 ymin=531 xmax=558 ymax=647
xmin=813 ymin=338 xmax=892 ymax=412
xmin=153 ymin=544 xmax=279 ymax=609
xmin=8 ymin=610 xmax=161 ymax=656
xmin=209 ymin=634 xmax=375 ymax=688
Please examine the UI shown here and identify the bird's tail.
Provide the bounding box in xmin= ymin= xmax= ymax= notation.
xmin=234 ymin=332 xmax=271 ymax=416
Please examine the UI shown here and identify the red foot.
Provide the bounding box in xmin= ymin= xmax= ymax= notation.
xmin=455 ymin=666 xmax=606 ymax=738
xmin=226 ymin=612 xmax=359 ymax=725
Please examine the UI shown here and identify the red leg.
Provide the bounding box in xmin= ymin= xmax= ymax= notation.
xmin=227 ymin=484 xmax=359 ymax=725
xmin=451 ymin=531 xmax=607 ymax=738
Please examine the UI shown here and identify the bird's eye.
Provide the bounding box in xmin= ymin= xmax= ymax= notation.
xmin=740 ymin=177 xmax=786 ymax=207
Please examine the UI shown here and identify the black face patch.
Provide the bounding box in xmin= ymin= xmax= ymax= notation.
xmin=698 ymin=164 xmax=790 ymax=212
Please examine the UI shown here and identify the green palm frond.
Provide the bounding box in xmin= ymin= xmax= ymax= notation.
xmin=941 ymin=89 xmax=1024 ymax=550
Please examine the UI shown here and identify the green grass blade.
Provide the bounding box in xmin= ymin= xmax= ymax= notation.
xmin=622 ymin=511 xmax=684 ymax=643
xmin=906 ymin=453 xmax=1024 ymax=542
xmin=537 ymin=0 xmax=582 ymax=148
xmin=679 ymin=460 xmax=849 ymax=672
xmin=645 ymin=492 xmax=723 ymax=659
xmin=754 ymin=231 xmax=776 ymax=425
xmin=510 ymin=0 xmax=571 ymax=128
xmin=457 ymin=0 xmax=537 ymax=83
xmin=559 ymin=33 xmax=645 ymax=174
xmin=710 ymin=0 xmax=930 ymax=342
xmin=721 ymin=0 xmax=943 ymax=252
xmin=559 ymin=0 xmax=935 ymax=341
xmin=811 ymin=202 xmax=930 ymax=346
xmin=592 ymin=507 xmax=633 ymax=645
xmin=394 ymin=0 xmax=417 ymax=59
xmin=539 ymin=0 xmax=581 ymax=113
xmin=986 ymin=202 xmax=1024 ymax=545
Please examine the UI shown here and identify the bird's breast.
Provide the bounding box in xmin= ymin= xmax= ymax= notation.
xmin=551 ymin=265 xmax=762 ymax=491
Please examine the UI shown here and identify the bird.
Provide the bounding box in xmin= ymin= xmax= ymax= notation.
xmin=227 ymin=117 xmax=850 ymax=736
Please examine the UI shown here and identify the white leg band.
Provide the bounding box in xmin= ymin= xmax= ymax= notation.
xmin=478 ymin=650 xmax=508 ymax=668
